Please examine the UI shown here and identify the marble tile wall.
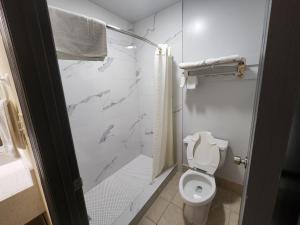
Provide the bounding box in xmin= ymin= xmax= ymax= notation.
xmin=59 ymin=30 xmax=144 ymax=192
xmin=53 ymin=0 xmax=183 ymax=193
xmin=133 ymin=2 xmax=183 ymax=166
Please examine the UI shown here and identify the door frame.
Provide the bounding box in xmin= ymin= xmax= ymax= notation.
xmin=240 ymin=0 xmax=300 ymax=224
xmin=0 ymin=0 xmax=89 ymax=225
xmin=0 ymin=0 xmax=299 ymax=225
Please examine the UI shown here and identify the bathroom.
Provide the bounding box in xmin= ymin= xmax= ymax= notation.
xmin=46 ymin=0 xmax=265 ymax=224
xmin=1 ymin=0 xmax=299 ymax=225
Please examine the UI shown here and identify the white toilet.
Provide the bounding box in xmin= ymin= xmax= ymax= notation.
xmin=179 ymin=131 xmax=228 ymax=225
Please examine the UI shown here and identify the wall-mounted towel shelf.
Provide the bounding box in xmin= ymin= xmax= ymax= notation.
xmin=180 ymin=60 xmax=259 ymax=89
xmin=179 ymin=55 xmax=260 ymax=89
xmin=186 ymin=63 xmax=259 ymax=78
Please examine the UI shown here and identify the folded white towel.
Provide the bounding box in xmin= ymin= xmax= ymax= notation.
xmin=48 ymin=6 xmax=107 ymax=61
xmin=0 ymin=99 xmax=16 ymax=156
xmin=179 ymin=54 xmax=245 ymax=70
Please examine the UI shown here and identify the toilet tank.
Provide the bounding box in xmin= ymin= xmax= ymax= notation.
xmin=215 ymin=138 xmax=229 ymax=168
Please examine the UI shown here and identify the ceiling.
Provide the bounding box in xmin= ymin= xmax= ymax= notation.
xmin=89 ymin=0 xmax=180 ymax=23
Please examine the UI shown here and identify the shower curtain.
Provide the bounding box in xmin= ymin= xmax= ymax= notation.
xmin=152 ymin=44 xmax=175 ymax=179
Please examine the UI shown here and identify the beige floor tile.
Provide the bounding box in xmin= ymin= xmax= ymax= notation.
xmin=170 ymin=171 xmax=182 ymax=185
xmin=146 ymin=197 xmax=169 ymax=223
xmin=171 ymin=192 xmax=184 ymax=209
xmin=159 ymin=179 xmax=178 ymax=201
xmin=230 ymin=193 xmax=241 ymax=214
xmin=228 ymin=212 xmax=239 ymax=225
xmin=138 ymin=217 xmax=156 ymax=225
xmin=212 ymin=188 xmax=233 ymax=210
xmin=207 ymin=205 xmax=230 ymax=225
xmin=145 ymin=172 xmax=241 ymax=225
xmin=157 ymin=203 xmax=191 ymax=225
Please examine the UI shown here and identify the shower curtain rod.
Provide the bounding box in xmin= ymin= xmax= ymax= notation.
xmin=48 ymin=6 xmax=160 ymax=49
xmin=106 ymin=24 xmax=161 ymax=49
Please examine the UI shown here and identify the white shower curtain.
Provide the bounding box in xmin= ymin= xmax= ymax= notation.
xmin=152 ymin=44 xmax=175 ymax=179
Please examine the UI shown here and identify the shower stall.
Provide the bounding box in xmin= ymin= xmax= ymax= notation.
xmin=47 ymin=4 xmax=178 ymax=225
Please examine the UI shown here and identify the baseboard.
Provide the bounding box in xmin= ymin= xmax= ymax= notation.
xmin=215 ymin=176 xmax=243 ymax=195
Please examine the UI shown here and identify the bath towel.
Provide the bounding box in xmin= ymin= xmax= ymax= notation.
xmin=48 ymin=6 xmax=107 ymax=61
xmin=0 ymin=99 xmax=16 ymax=156
xmin=179 ymin=54 xmax=245 ymax=70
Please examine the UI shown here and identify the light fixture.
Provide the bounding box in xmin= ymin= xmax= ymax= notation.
xmin=188 ymin=19 xmax=207 ymax=34
xmin=193 ymin=20 xmax=206 ymax=33
xmin=126 ymin=45 xmax=137 ymax=49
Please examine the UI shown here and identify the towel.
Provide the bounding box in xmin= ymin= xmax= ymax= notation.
xmin=179 ymin=54 xmax=245 ymax=70
xmin=48 ymin=6 xmax=107 ymax=61
xmin=0 ymin=99 xmax=17 ymax=156
xmin=0 ymin=74 xmax=26 ymax=150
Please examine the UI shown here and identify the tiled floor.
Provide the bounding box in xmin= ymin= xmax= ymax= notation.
xmin=84 ymin=155 xmax=174 ymax=225
xmin=138 ymin=172 xmax=241 ymax=225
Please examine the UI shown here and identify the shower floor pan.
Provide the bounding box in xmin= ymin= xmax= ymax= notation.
xmin=84 ymin=154 xmax=174 ymax=225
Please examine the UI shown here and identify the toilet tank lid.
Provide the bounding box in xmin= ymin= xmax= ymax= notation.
xmin=214 ymin=138 xmax=229 ymax=151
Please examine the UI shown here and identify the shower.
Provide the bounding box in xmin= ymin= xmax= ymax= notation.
xmin=47 ymin=5 xmax=176 ymax=225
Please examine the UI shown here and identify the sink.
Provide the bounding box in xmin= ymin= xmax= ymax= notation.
xmin=0 ymin=157 xmax=33 ymax=201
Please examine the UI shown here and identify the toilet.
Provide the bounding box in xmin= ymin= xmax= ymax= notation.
xmin=179 ymin=131 xmax=228 ymax=225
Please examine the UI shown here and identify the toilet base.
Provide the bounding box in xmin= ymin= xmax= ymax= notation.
xmin=183 ymin=202 xmax=212 ymax=225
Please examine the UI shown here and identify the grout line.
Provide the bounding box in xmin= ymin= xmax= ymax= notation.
xmin=144 ymin=215 xmax=157 ymax=225
xmin=144 ymin=197 xmax=171 ymax=224
xmin=156 ymin=200 xmax=171 ymax=225
xmin=144 ymin=172 xmax=181 ymax=224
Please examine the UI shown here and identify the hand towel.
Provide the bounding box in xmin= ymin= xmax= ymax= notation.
xmin=48 ymin=6 xmax=107 ymax=61
xmin=0 ymin=99 xmax=17 ymax=156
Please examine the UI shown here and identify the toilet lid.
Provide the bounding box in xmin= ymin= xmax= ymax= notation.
xmin=191 ymin=132 xmax=220 ymax=175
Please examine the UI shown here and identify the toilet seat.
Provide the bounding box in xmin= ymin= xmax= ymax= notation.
xmin=184 ymin=131 xmax=220 ymax=175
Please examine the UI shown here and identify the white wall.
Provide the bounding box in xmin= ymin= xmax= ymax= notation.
xmin=182 ymin=0 xmax=267 ymax=184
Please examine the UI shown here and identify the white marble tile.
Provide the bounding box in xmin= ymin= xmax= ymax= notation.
xmin=58 ymin=30 xmax=143 ymax=192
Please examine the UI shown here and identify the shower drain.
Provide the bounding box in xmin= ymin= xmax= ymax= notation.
xmin=195 ymin=185 xmax=203 ymax=193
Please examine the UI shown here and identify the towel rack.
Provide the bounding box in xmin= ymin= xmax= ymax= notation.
xmin=0 ymin=73 xmax=29 ymax=149
xmin=184 ymin=63 xmax=259 ymax=78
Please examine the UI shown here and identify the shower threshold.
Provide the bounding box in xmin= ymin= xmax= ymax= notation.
xmin=84 ymin=154 xmax=175 ymax=225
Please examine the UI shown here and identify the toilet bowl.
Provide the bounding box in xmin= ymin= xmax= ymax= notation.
xmin=179 ymin=131 xmax=228 ymax=225
xmin=179 ymin=169 xmax=216 ymax=206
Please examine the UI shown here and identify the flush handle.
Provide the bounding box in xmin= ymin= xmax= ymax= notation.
xmin=234 ymin=156 xmax=248 ymax=168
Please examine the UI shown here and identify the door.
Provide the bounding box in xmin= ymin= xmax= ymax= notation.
xmin=0 ymin=0 xmax=89 ymax=224
xmin=237 ymin=0 xmax=300 ymax=225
